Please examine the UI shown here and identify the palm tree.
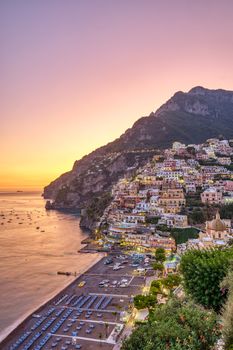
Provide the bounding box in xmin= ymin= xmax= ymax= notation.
xmin=112 ymin=311 xmax=118 ymax=321
xmin=98 ymin=332 xmax=103 ymax=347
xmin=104 ymin=322 xmax=109 ymax=337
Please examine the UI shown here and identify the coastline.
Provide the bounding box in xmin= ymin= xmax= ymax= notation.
xmin=0 ymin=252 xmax=104 ymax=345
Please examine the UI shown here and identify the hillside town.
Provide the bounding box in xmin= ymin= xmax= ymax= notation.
xmin=97 ymin=138 xmax=233 ymax=255
xmin=3 ymin=138 xmax=233 ymax=350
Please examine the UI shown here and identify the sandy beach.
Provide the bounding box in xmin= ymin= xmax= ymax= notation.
xmin=0 ymin=252 xmax=104 ymax=343
xmin=2 ymin=252 xmax=146 ymax=350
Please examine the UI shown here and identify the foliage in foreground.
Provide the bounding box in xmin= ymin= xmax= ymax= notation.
xmin=221 ymin=266 xmax=233 ymax=349
xmin=122 ymin=298 xmax=220 ymax=350
xmin=180 ymin=247 xmax=233 ymax=311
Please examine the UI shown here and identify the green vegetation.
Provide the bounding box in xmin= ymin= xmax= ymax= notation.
xmin=133 ymin=294 xmax=157 ymax=310
xmin=160 ymin=274 xmax=182 ymax=289
xmin=188 ymin=205 xmax=221 ymax=224
xmin=85 ymin=191 xmax=112 ymax=221
xmin=226 ymin=164 xmax=233 ymax=171
xmin=145 ymin=216 xmax=159 ymax=224
xmin=189 ymin=209 xmax=205 ymax=224
xmin=150 ymin=275 xmax=181 ymax=295
xmin=152 ymin=262 xmax=164 ymax=272
xmin=221 ymin=266 xmax=233 ymax=350
xmin=156 ymin=224 xmax=171 ymax=232
xmin=180 ymin=248 xmax=233 ymax=311
xmin=170 ymin=227 xmax=199 ymax=244
xmin=186 ymin=194 xmax=203 ymax=208
xmin=220 ymin=203 xmax=233 ymax=220
xmin=150 ymin=280 xmax=162 ymax=295
xmin=122 ymin=298 xmax=220 ymax=350
xmin=155 ymin=247 xmax=166 ymax=262
xmin=150 ymin=280 xmax=162 ymax=289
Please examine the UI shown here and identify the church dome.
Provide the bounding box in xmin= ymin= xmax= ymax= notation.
xmin=210 ymin=211 xmax=226 ymax=232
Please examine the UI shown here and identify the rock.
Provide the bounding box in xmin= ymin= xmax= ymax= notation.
xmin=43 ymin=86 xmax=233 ymax=229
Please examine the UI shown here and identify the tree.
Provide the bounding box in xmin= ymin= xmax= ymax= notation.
xmin=145 ymin=216 xmax=159 ymax=224
xmin=220 ymin=203 xmax=233 ymax=220
xmin=134 ymin=294 xmax=157 ymax=310
xmin=155 ymin=248 xmax=166 ymax=262
xmin=189 ymin=209 xmax=205 ymax=224
xmin=152 ymin=262 xmax=164 ymax=272
xmin=170 ymin=227 xmax=199 ymax=245
xmin=180 ymin=247 xmax=233 ymax=311
xmin=150 ymin=286 xmax=160 ymax=295
xmin=98 ymin=332 xmax=103 ymax=347
xmin=104 ymin=322 xmax=109 ymax=338
xmin=150 ymin=280 xmax=162 ymax=295
xmin=161 ymin=274 xmax=182 ymax=289
xmin=122 ymin=298 xmax=220 ymax=350
xmin=151 ymin=280 xmax=162 ymax=289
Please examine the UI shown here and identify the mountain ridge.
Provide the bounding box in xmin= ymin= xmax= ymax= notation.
xmin=44 ymin=86 xmax=233 ymax=229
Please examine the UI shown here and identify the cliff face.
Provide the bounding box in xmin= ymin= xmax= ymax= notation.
xmin=44 ymin=86 xmax=233 ymax=228
xmin=45 ymin=150 xmax=156 ymax=199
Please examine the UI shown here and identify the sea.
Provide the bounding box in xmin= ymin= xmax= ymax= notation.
xmin=0 ymin=191 xmax=101 ymax=341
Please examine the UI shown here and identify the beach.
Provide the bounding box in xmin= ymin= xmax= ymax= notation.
xmin=1 ymin=253 xmax=146 ymax=350
xmin=0 ymin=253 xmax=103 ymax=343
xmin=0 ymin=192 xmax=103 ymax=342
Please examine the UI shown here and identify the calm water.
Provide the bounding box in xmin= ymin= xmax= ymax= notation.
xmin=0 ymin=192 xmax=101 ymax=341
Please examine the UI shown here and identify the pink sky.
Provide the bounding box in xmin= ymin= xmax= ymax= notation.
xmin=1 ymin=0 xmax=233 ymax=190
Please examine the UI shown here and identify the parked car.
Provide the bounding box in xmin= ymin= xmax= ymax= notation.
xmin=104 ymin=258 xmax=113 ymax=265
xmin=78 ymin=281 xmax=86 ymax=287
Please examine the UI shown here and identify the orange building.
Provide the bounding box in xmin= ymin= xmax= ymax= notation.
xmin=159 ymin=188 xmax=186 ymax=214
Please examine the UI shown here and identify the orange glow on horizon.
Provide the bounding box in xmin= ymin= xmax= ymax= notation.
xmin=1 ymin=1 xmax=233 ymax=191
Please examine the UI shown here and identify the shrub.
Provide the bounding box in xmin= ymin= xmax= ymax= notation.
xmin=134 ymin=294 xmax=157 ymax=310
xmin=152 ymin=262 xmax=164 ymax=271
xmin=155 ymin=248 xmax=166 ymax=262
xmin=180 ymin=248 xmax=233 ymax=311
xmin=122 ymin=298 xmax=220 ymax=350
xmin=170 ymin=227 xmax=199 ymax=245
xmin=161 ymin=274 xmax=182 ymax=289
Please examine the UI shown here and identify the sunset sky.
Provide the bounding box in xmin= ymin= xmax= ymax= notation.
xmin=1 ymin=0 xmax=233 ymax=191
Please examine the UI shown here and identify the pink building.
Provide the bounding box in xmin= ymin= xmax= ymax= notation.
xmin=225 ymin=181 xmax=233 ymax=192
xmin=201 ymin=188 xmax=223 ymax=204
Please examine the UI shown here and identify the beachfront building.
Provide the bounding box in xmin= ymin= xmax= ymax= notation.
xmin=122 ymin=232 xmax=176 ymax=252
